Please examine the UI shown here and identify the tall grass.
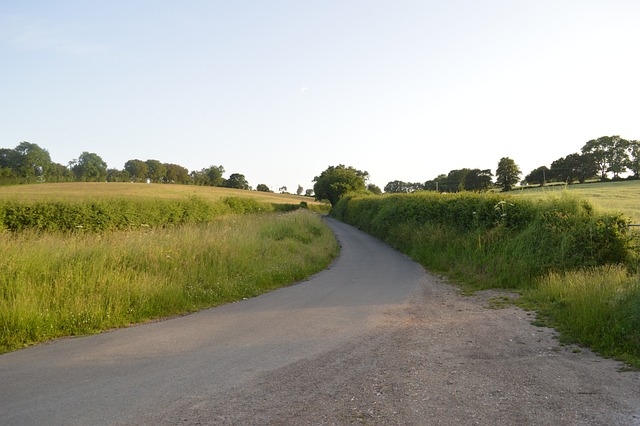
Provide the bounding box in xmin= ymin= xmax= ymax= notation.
xmin=527 ymin=266 xmax=640 ymax=366
xmin=333 ymin=190 xmax=640 ymax=367
xmin=0 ymin=210 xmax=338 ymax=353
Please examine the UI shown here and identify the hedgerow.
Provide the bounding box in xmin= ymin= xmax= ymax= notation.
xmin=0 ymin=196 xmax=306 ymax=233
xmin=332 ymin=191 xmax=634 ymax=288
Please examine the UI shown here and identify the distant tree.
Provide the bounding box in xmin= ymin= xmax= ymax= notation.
xmin=45 ymin=162 xmax=74 ymax=183
xmin=582 ymin=136 xmax=613 ymax=180
xmin=573 ymin=153 xmax=599 ymax=183
xmin=225 ymin=173 xmax=250 ymax=190
xmin=0 ymin=148 xmax=16 ymax=170
xmin=106 ymin=168 xmax=130 ymax=182
xmin=384 ymin=180 xmax=409 ymax=193
xmin=296 ymin=185 xmax=304 ymax=196
xmin=606 ymin=136 xmax=630 ymax=179
xmin=191 ymin=165 xmax=225 ymax=186
xmin=367 ymin=183 xmax=382 ymax=195
xmin=279 ymin=186 xmax=287 ymax=193
xmin=384 ymin=180 xmax=423 ymax=193
xmin=305 ymin=189 xmax=314 ymax=197
xmin=424 ymin=174 xmax=448 ymax=192
xmin=524 ymin=166 xmax=549 ymax=186
xmin=256 ymin=183 xmax=270 ymax=192
xmin=163 ymin=163 xmax=190 ymax=184
xmin=124 ymin=159 xmax=149 ymax=182
xmin=70 ymin=152 xmax=108 ymax=182
xmin=427 ymin=169 xmax=469 ymax=193
xmin=628 ymin=140 xmax=640 ymax=177
xmin=145 ymin=159 xmax=166 ymax=183
xmin=495 ymin=157 xmax=521 ymax=192
xmin=313 ymin=164 xmax=368 ymax=206
xmin=14 ymin=142 xmax=52 ymax=179
xmin=463 ymin=169 xmax=493 ymax=191
xmin=549 ymin=153 xmax=598 ymax=184
xmin=205 ymin=165 xmax=225 ymax=186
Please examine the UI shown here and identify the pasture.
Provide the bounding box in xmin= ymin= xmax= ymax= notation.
xmin=514 ymin=180 xmax=640 ymax=224
xmin=0 ymin=181 xmax=323 ymax=207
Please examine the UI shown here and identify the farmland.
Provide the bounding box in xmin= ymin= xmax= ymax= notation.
xmin=513 ymin=179 xmax=640 ymax=224
xmin=0 ymin=183 xmax=336 ymax=352
xmin=0 ymin=181 xmax=323 ymax=207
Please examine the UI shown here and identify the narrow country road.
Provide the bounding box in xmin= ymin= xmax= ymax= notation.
xmin=1 ymin=218 xmax=639 ymax=425
xmin=0 ymin=218 xmax=424 ymax=425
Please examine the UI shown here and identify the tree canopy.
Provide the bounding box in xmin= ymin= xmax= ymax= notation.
xmin=495 ymin=157 xmax=521 ymax=192
xmin=313 ymin=164 xmax=368 ymax=206
xmin=70 ymin=152 xmax=108 ymax=182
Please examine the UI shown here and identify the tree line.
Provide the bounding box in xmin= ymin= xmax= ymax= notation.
xmin=384 ymin=135 xmax=639 ymax=194
xmin=384 ymin=157 xmax=521 ymax=194
xmin=0 ymin=141 xmax=275 ymax=192
xmin=524 ymin=135 xmax=639 ymax=186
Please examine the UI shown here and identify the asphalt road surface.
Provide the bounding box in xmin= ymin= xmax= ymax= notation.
xmin=0 ymin=218 xmax=426 ymax=425
xmin=2 ymin=218 xmax=639 ymax=425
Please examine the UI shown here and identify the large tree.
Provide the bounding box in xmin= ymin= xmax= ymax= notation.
xmin=313 ymin=164 xmax=368 ymax=206
xmin=524 ymin=166 xmax=549 ymax=186
xmin=495 ymin=157 xmax=521 ymax=192
xmin=14 ymin=142 xmax=52 ymax=179
xmin=224 ymin=173 xmax=250 ymax=190
xmin=606 ymin=136 xmax=630 ymax=179
xmin=70 ymin=152 xmax=108 ymax=181
xmin=145 ymin=159 xmax=167 ymax=183
xmin=463 ymin=169 xmax=493 ymax=191
xmin=164 ymin=163 xmax=190 ymax=184
xmin=124 ymin=159 xmax=149 ymax=182
xmin=580 ymin=135 xmax=629 ymax=180
xmin=384 ymin=180 xmax=424 ymax=193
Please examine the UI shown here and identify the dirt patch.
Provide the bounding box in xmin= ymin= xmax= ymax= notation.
xmin=165 ymin=274 xmax=640 ymax=425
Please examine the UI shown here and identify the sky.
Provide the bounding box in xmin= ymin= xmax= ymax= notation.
xmin=2 ymin=1 xmax=639 ymax=192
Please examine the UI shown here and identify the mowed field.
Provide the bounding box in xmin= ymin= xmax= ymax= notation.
xmin=0 ymin=182 xmax=322 ymax=206
xmin=513 ymin=180 xmax=640 ymax=224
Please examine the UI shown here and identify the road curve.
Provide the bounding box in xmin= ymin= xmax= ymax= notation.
xmin=0 ymin=218 xmax=426 ymax=425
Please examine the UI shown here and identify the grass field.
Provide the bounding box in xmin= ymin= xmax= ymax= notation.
xmin=0 ymin=182 xmax=324 ymax=207
xmin=514 ymin=180 xmax=640 ymax=224
xmin=0 ymin=183 xmax=336 ymax=353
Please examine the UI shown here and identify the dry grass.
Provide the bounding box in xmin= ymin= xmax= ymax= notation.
xmin=0 ymin=182 xmax=322 ymax=206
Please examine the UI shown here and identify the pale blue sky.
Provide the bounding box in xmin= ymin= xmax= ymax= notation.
xmin=2 ymin=1 xmax=639 ymax=191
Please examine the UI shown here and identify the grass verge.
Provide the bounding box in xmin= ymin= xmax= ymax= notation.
xmin=0 ymin=210 xmax=339 ymax=353
xmin=333 ymin=191 xmax=640 ymax=368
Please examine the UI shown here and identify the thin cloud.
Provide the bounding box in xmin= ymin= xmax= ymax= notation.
xmin=0 ymin=15 xmax=108 ymax=55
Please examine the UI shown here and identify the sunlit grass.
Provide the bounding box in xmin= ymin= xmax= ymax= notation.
xmin=0 ymin=181 xmax=323 ymax=208
xmin=514 ymin=180 xmax=640 ymax=223
xmin=0 ymin=210 xmax=339 ymax=353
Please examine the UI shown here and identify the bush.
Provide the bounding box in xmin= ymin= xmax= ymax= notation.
xmin=332 ymin=191 xmax=635 ymax=288
xmin=0 ymin=196 xmax=285 ymax=233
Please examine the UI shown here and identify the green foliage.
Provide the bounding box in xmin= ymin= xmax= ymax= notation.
xmin=0 ymin=211 xmax=339 ymax=353
xmin=0 ymin=196 xmax=289 ymax=233
xmin=313 ymin=164 xmax=368 ymax=206
xmin=333 ymin=191 xmax=634 ymax=287
xmin=256 ymin=183 xmax=271 ymax=192
xmin=527 ymin=266 xmax=640 ymax=367
xmin=333 ymin=190 xmax=640 ymax=366
xmin=70 ymin=152 xmax=108 ymax=182
xmin=495 ymin=157 xmax=521 ymax=192
xmin=224 ymin=173 xmax=250 ymax=190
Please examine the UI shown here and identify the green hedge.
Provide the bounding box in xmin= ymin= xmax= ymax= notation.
xmin=332 ymin=192 xmax=635 ymax=288
xmin=0 ymin=196 xmax=305 ymax=233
